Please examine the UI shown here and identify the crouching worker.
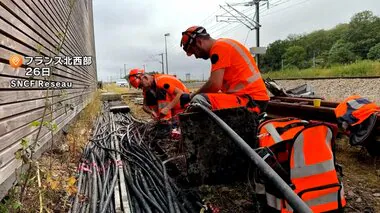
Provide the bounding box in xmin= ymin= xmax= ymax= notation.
xmin=179 ymin=26 xmax=269 ymax=113
xmin=128 ymin=68 xmax=158 ymax=119
xmin=128 ymin=69 xmax=190 ymax=123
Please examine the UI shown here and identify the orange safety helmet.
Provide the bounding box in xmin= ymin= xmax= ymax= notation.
xmin=128 ymin=68 xmax=144 ymax=88
xmin=180 ymin=26 xmax=209 ymax=56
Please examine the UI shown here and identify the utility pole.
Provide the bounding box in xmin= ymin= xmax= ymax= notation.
xmin=216 ymin=0 xmax=268 ymax=68
xmin=164 ymin=33 xmax=170 ymax=74
xmin=159 ymin=53 xmax=164 ymax=74
xmin=255 ymin=0 xmax=260 ymax=65
xmin=313 ymin=51 xmax=316 ymax=68
xmin=124 ymin=64 xmax=127 ymax=77
xmin=120 ymin=68 xmax=122 ymax=78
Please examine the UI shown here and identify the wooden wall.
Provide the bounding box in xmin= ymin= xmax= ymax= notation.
xmin=0 ymin=0 xmax=97 ymax=199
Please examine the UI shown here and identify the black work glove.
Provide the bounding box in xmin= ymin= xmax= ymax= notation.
xmin=180 ymin=93 xmax=191 ymax=108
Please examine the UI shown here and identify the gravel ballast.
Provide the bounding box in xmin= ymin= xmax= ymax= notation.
xmin=274 ymin=79 xmax=380 ymax=104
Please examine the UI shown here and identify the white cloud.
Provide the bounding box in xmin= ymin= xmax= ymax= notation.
xmin=93 ymin=0 xmax=380 ymax=81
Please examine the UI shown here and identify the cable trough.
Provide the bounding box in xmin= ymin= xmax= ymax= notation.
xmin=70 ymin=102 xmax=202 ymax=213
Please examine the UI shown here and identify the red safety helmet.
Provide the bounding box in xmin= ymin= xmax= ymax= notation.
xmin=180 ymin=26 xmax=209 ymax=56
xmin=128 ymin=68 xmax=144 ymax=88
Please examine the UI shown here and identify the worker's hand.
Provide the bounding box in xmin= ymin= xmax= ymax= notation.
xmin=180 ymin=93 xmax=192 ymax=107
xmin=151 ymin=111 xmax=159 ymax=119
xmin=160 ymin=107 xmax=170 ymax=116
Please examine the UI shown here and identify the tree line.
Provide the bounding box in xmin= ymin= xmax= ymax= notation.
xmin=259 ymin=10 xmax=380 ymax=72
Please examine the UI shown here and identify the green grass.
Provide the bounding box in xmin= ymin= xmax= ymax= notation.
xmin=262 ymin=60 xmax=380 ymax=79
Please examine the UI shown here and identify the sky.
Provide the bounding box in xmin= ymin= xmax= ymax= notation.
xmin=92 ymin=0 xmax=380 ymax=82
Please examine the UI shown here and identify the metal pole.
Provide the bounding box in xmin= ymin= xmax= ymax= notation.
xmin=194 ymin=103 xmax=312 ymax=213
xmin=255 ymin=0 xmax=260 ymax=67
xmin=164 ymin=33 xmax=170 ymax=74
xmin=160 ymin=53 xmax=164 ymax=74
xmin=124 ymin=64 xmax=127 ymax=77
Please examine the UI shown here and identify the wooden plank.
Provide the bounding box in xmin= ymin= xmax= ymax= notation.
xmin=55 ymin=0 xmax=95 ymax=79
xmin=0 ymin=92 xmax=90 ymax=157
xmin=33 ymin=93 xmax=91 ymax=159
xmin=0 ymin=0 xmax=70 ymax=56
xmin=0 ymin=58 xmax=94 ymax=87
xmin=0 ymin=88 xmax=91 ymax=105
xmin=0 ymin=90 xmax=92 ymax=136
xmin=0 ymin=2 xmax=96 ymax=81
xmin=0 ymin=57 xmax=93 ymax=86
xmin=0 ymin=0 xmax=96 ymax=200
xmin=56 ymin=0 xmax=88 ymax=51
xmin=0 ymin=91 xmax=92 ymax=155
xmin=0 ymin=65 xmax=92 ymax=87
xmin=0 ymin=89 xmax=91 ymax=120
xmin=46 ymin=0 xmax=87 ymax=57
xmin=0 ymin=39 xmax=94 ymax=83
xmin=0 ymin=105 xmax=73 ymax=167
xmin=0 ymin=74 xmax=91 ymax=89
xmin=17 ymin=0 xmax=79 ymax=56
xmin=0 ymin=93 xmax=92 ymax=168
xmin=52 ymin=0 xmax=94 ymax=78
xmin=0 ymin=76 xmax=88 ymax=89
xmin=0 ymin=95 xmax=90 ymax=185
xmin=40 ymin=0 xmax=87 ymax=56
xmin=0 ymin=46 xmax=94 ymax=85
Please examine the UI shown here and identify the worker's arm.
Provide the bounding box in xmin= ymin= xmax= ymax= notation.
xmin=191 ymin=68 xmax=225 ymax=99
xmin=142 ymin=98 xmax=158 ymax=118
xmin=160 ymin=87 xmax=184 ymax=115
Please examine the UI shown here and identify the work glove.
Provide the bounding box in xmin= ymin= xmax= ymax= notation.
xmin=180 ymin=93 xmax=191 ymax=108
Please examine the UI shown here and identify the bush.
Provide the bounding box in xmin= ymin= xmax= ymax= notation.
xmin=367 ymin=43 xmax=380 ymax=60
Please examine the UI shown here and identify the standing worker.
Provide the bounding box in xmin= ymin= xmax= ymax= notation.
xmin=128 ymin=69 xmax=190 ymax=122
xmin=180 ymin=26 xmax=269 ymax=113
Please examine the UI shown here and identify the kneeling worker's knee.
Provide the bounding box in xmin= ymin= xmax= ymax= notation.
xmin=191 ymin=94 xmax=212 ymax=109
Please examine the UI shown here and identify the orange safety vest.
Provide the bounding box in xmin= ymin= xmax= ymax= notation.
xmin=334 ymin=95 xmax=380 ymax=127
xmin=256 ymin=118 xmax=346 ymax=212
xmin=154 ymin=74 xmax=189 ymax=120
xmin=258 ymin=117 xmax=309 ymax=147
xmin=209 ymin=38 xmax=269 ymax=101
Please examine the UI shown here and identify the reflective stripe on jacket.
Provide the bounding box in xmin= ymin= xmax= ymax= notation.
xmin=335 ymin=95 xmax=380 ymax=127
xmin=255 ymin=118 xmax=346 ymax=212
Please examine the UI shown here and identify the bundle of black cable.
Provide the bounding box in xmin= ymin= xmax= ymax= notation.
xmin=178 ymin=107 xmax=259 ymax=186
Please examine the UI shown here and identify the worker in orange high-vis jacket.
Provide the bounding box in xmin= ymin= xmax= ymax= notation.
xmin=180 ymin=26 xmax=270 ymax=113
xmin=128 ymin=69 xmax=159 ymax=119
xmin=138 ymin=73 xmax=190 ymax=121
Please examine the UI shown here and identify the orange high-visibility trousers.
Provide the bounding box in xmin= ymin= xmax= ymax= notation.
xmin=192 ymin=93 xmax=267 ymax=114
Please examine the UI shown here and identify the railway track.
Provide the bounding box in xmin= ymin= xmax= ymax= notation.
xmin=269 ymin=75 xmax=380 ymax=80
xmin=267 ymin=96 xmax=380 ymax=133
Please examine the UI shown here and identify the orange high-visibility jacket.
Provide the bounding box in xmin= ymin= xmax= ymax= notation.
xmin=209 ymin=38 xmax=269 ymax=101
xmin=258 ymin=117 xmax=309 ymax=147
xmin=256 ymin=118 xmax=346 ymax=212
xmin=335 ymin=95 xmax=380 ymax=127
xmin=153 ymin=74 xmax=189 ymax=120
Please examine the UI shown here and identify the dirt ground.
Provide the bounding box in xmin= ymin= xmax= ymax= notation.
xmin=178 ymin=136 xmax=380 ymax=213
xmin=335 ymin=137 xmax=380 ymax=213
